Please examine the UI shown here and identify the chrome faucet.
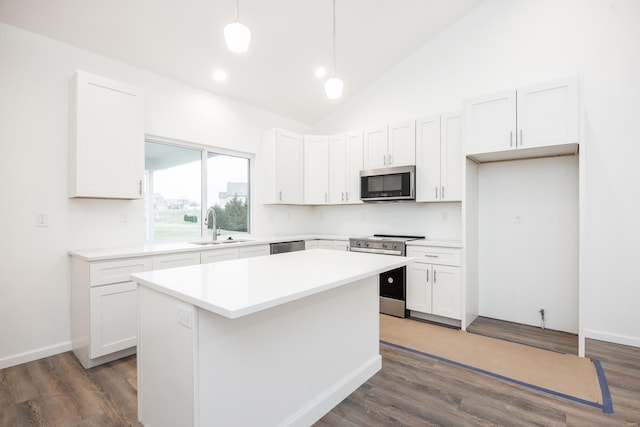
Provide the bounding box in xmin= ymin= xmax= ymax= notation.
xmin=205 ymin=207 xmax=217 ymax=241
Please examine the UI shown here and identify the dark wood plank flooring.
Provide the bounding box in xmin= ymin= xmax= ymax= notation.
xmin=1 ymin=317 xmax=639 ymax=426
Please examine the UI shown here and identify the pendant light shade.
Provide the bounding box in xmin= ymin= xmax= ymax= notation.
xmin=324 ymin=76 xmax=344 ymax=99
xmin=224 ymin=0 xmax=251 ymax=53
xmin=224 ymin=21 xmax=251 ymax=53
xmin=325 ymin=0 xmax=343 ymax=99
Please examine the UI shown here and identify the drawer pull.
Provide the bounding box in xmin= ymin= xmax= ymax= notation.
xmin=423 ymin=254 xmax=439 ymax=258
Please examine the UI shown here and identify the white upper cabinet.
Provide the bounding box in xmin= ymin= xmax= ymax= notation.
xmin=363 ymin=121 xmax=416 ymax=169
xmin=345 ymin=131 xmax=364 ymax=203
xmin=363 ymin=126 xmax=388 ymax=169
xmin=304 ymin=135 xmax=329 ymax=204
xmin=464 ymin=77 xmax=579 ymax=162
xmin=388 ymin=120 xmax=416 ymax=167
xmin=262 ymin=128 xmax=304 ymax=204
xmin=69 ymin=71 xmax=144 ymax=199
xmin=416 ymin=112 xmax=462 ymax=202
xmin=329 ymin=131 xmax=363 ymax=204
xmin=329 ymin=134 xmax=347 ymax=204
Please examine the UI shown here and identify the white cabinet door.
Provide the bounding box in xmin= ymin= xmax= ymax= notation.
xmin=328 ymin=134 xmax=347 ymax=204
xmin=345 ymin=131 xmax=363 ymax=203
xmin=415 ymin=115 xmax=441 ymax=202
xmin=152 ymin=252 xmax=200 ymax=270
xmin=464 ymin=90 xmax=517 ymax=156
xmin=406 ymin=262 xmax=432 ymax=313
xmin=517 ymin=78 xmax=579 ymax=149
xmin=89 ymin=282 xmax=138 ymax=358
xmin=238 ymin=245 xmax=270 ymax=258
xmin=432 ymin=265 xmax=461 ymax=319
xmin=440 ymin=112 xmax=462 ymax=202
xmin=388 ymin=120 xmax=416 ymax=167
xmin=318 ymin=240 xmax=334 ymax=250
xmin=332 ymin=240 xmax=349 ymax=251
xmin=363 ymin=127 xmax=388 ymax=169
xmin=304 ymin=135 xmax=329 ymax=204
xmin=201 ymin=248 xmax=238 ymax=264
xmin=69 ymin=71 xmax=144 ymax=199
xmin=276 ymin=130 xmax=304 ymax=204
xmin=305 ymin=240 xmax=320 ymax=250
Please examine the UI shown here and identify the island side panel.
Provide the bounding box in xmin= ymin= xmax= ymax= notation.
xmin=196 ymin=276 xmax=380 ymax=427
xmin=137 ymin=286 xmax=197 ymax=427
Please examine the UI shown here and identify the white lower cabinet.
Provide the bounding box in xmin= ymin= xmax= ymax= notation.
xmin=71 ymin=256 xmax=153 ymax=368
xmin=305 ymin=240 xmax=319 ymax=249
xmin=238 ymin=244 xmax=270 ymax=258
xmin=153 ymin=252 xmax=201 ymax=270
xmin=316 ymin=239 xmax=348 ymax=251
xmin=406 ymin=246 xmax=461 ymax=320
xmin=201 ymin=248 xmax=238 ymax=264
xmin=89 ymin=281 xmax=138 ymax=358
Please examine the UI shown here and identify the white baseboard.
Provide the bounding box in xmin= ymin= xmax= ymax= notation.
xmin=583 ymin=328 xmax=640 ymax=349
xmin=0 ymin=341 xmax=72 ymax=370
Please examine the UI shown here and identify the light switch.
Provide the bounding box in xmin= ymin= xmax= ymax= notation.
xmin=36 ymin=212 xmax=49 ymax=227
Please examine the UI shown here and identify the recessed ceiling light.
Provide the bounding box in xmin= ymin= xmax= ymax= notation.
xmin=213 ymin=70 xmax=227 ymax=81
xmin=314 ymin=67 xmax=327 ymax=79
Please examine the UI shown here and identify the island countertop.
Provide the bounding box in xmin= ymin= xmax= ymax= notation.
xmin=131 ymin=249 xmax=412 ymax=319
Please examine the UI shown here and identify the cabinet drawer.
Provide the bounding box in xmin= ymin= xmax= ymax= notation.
xmin=90 ymin=257 xmax=153 ymax=286
xmin=407 ymin=246 xmax=461 ymax=266
xmin=201 ymin=248 xmax=238 ymax=264
xmin=238 ymin=245 xmax=270 ymax=259
xmin=152 ymin=252 xmax=201 ymax=270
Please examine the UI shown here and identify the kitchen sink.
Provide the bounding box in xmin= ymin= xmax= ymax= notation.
xmin=189 ymin=238 xmax=253 ymax=246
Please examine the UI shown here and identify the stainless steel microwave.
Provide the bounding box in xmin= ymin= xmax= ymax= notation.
xmin=360 ymin=165 xmax=415 ymax=202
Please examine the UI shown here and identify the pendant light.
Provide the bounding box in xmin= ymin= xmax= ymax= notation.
xmin=224 ymin=0 xmax=251 ymax=53
xmin=325 ymin=0 xmax=344 ymax=99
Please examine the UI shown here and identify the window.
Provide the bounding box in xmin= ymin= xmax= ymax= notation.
xmin=144 ymin=139 xmax=250 ymax=242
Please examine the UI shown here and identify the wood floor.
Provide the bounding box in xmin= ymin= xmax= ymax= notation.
xmin=1 ymin=317 xmax=639 ymax=426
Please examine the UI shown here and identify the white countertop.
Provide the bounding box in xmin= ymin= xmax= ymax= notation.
xmin=131 ymin=249 xmax=412 ymax=319
xmin=68 ymin=234 xmax=352 ymax=261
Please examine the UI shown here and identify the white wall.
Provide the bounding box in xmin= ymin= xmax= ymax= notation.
xmin=0 ymin=23 xmax=313 ymax=368
xmin=315 ymin=0 xmax=640 ymax=346
xmin=478 ymin=156 xmax=579 ymax=332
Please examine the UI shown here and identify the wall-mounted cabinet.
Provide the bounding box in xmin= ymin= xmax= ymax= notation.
xmin=363 ymin=121 xmax=415 ymax=169
xmin=262 ymin=128 xmax=304 ymax=204
xmin=416 ymin=112 xmax=462 ymax=202
xmin=329 ymin=131 xmax=363 ymax=204
xmin=68 ymin=71 xmax=144 ymax=199
xmin=464 ymin=78 xmax=579 ymax=162
xmin=303 ymin=135 xmax=329 ymax=204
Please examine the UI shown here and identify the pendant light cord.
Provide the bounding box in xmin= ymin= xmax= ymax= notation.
xmin=331 ymin=0 xmax=337 ymax=77
xmin=235 ymin=0 xmax=240 ymax=22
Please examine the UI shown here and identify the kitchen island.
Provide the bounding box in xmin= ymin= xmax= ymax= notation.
xmin=131 ymin=249 xmax=412 ymax=427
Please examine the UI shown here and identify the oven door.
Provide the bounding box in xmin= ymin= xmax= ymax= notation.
xmin=380 ymin=267 xmax=405 ymax=300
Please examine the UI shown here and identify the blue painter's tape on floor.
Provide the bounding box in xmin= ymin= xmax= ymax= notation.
xmin=380 ymin=340 xmax=614 ymax=414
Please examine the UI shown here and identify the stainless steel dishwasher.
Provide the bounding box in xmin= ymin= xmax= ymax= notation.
xmin=269 ymin=240 xmax=306 ymax=255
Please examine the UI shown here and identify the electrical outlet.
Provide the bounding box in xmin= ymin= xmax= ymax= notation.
xmin=36 ymin=212 xmax=49 ymax=227
xmin=177 ymin=308 xmax=192 ymax=329
xmin=120 ymin=212 xmax=129 ymax=225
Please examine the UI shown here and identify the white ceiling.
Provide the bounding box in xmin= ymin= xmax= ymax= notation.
xmin=0 ymin=0 xmax=484 ymax=124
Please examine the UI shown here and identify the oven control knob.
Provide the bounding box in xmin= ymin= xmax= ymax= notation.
xmin=365 ymin=243 xmax=369 ymax=247
xmin=383 ymin=243 xmax=387 ymax=249
xmin=387 ymin=277 xmax=394 ymax=284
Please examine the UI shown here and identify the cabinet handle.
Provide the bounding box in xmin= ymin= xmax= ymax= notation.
xmin=341 ymin=192 xmax=344 ymax=202
xmin=139 ymin=179 xmax=143 ymax=195
xmin=278 ymin=191 xmax=282 ymax=201
xmin=434 ymin=270 xmax=437 ymax=283
xmin=383 ymin=155 xmax=387 ymax=166
xmin=388 ymin=154 xmax=392 ymax=165
xmin=442 ymin=186 xmax=445 ymax=199
xmin=345 ymin=192 xmax=349 ymax=201
xmin=426 ymin=269 xmax=429 ymax=282
xmin=424 ymin=254 xmax=439 ymax=258
xmin=510 ymin=131 xmax=513 ymax=147
xmin=520 ymin=129 xmax=523 ymax=146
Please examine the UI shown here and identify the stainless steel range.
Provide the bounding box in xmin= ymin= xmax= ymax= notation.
xmin=349 ymin=235 xmax=424 ymax=317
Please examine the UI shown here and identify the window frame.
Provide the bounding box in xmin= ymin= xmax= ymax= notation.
xmin=144 ymin=135 xmax=253 ymax=242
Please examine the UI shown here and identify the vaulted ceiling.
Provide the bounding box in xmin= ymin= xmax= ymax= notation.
xmin=0 ymin=0 xmax=484 ymax=124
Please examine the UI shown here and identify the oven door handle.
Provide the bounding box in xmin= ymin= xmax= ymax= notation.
xmin=350 ymin=247 xmax=404 ymax=256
